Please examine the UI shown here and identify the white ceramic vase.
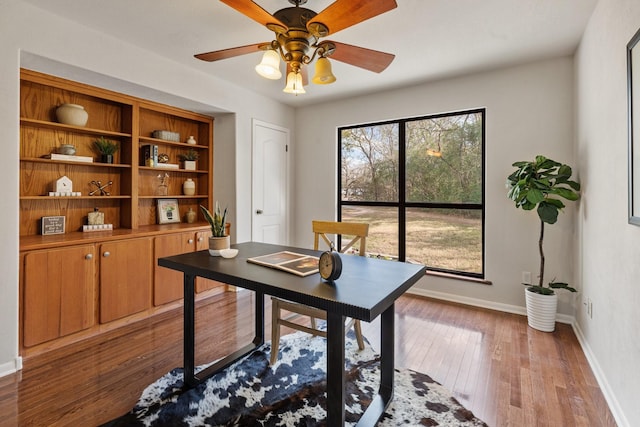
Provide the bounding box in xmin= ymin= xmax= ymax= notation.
xmin=525 ymin=288 xmax=558 ymax=332
xmin=209 ymin=235 xmax=230 ymax=256
xmin=56 ymin=103 xmax=88 ymax=126
xmin=182 ymin=178 xmax=195 ymax=196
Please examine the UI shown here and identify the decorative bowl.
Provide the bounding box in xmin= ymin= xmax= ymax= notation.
xmin=219 ymin=248 xmax=239 ymax=259
xmin=56 ymin=103 xmax=88 ymax=127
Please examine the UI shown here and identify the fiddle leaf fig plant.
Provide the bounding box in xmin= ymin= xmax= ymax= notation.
xmin=200 ymin=202 xmax=227 ymax=237
xmin=507 ymin=155 xmax=581 ymax=295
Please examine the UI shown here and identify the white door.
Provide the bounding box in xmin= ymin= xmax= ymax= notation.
xmin=252 ymin=120 xmax=289 ymax=244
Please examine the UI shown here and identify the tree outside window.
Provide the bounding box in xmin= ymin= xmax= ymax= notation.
xmin=339 ymin=109 xmax=485 ymax=278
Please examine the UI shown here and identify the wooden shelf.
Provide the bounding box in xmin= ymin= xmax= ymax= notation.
xmin=139 ymin=136 xmax=209 ymax=150
xmin=138 ymin=195 xmax=208 ymax=200
xmin=19 ymin=69 xmax=216 ymax=357
xmin=20 ymin=195 xmax=131 ymax=200
xmin=20 ymin=68 xmax=214 ymax=235
xmin=138 ymin=166 xmax=207 ymax=173
xmin=20 ymin=157 xmax=131 ymax=168
xmin=20 ymin=118 xmax=132 ymax=138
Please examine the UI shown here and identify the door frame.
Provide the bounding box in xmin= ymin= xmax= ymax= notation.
xmin=251 ymin=119 xmax=291 ymax=244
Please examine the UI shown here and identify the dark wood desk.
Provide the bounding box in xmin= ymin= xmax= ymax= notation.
xmin=158 ymin=241 xmax=426 ymax=426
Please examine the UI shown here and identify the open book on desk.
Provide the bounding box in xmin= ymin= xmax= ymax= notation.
xmin=247 ymin=251 xmax=319 ymax=277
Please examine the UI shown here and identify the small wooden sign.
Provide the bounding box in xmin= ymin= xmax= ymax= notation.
xmin=41 ymin=216 xmax=65 ymax=235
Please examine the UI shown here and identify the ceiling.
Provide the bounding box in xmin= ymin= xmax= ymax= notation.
xmin=22 ymin=0 xmax=598 ymax=108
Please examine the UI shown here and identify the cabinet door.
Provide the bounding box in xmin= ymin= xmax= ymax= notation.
xmin=194 ymin=231 xmax=226 ymax=294
xmin=154 ymin=232 xmax=196 ymax=306
xmin=23 ymin=245 xmax=96 ymax=347
xmin=99 ymin=238 xmax=152 ymax=323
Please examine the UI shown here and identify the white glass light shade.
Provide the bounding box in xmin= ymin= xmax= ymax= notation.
xmin=255 ymin=50 xmax=282 ymax=80
xmin=312 ymin=57 xmax=336 ymax=84
xmin=283 ymin=71 xmax=306 ymax=94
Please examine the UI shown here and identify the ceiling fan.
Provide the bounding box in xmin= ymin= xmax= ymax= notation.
xmin=195 ymin=0 xmax=397 ymax=94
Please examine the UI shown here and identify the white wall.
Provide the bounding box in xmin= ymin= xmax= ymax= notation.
xmin=294 ymin=57 xmax=578 ymax=315
xmin=574 ymin=0 xmax=640 ymax=425
xmin=0 ymin=0 xmax=295 ymax=375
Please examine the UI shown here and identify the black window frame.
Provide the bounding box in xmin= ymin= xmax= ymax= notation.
xmin=337 ymin=108 xmax=486 ymax=279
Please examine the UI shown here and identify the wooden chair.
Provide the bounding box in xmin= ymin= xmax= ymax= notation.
xmin=270 ymin=220 xmax=369 ymax=365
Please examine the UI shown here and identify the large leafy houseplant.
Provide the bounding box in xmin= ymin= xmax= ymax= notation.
xmin=200 ymin=202 xmax=227 ymax=237
xmin=507 ymin=155 xmax=580 ymax=295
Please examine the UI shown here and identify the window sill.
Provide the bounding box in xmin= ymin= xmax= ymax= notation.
xmin=425 ymin=270 xmax=492 ymax=285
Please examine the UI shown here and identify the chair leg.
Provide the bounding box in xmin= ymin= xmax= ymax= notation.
xmin=310 ymin=317 xmax=317 ymax=330
xmin=270 ymin=299 xmax=281 ymax=365
xmin=354 ymin=320 xmax=365 ymax=350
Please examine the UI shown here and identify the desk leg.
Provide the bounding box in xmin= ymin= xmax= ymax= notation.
xmin=356 ymin=302 xmax=395 ymax=426
xmin=327 ymin=311 xmax=346 ymax=426
xmin=253 ymin=291 xmax=265 ymax=346
xmin=183 ymin=273 xmax=197 ymax=388
xmin=380 ymin=302 xmax=395 ymax=401
xmin=183 ymin=278 xmax=265 ymax=389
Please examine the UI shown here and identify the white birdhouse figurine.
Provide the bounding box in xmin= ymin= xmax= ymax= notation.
xmin=54 ymin=175 xmax=73 ymax=193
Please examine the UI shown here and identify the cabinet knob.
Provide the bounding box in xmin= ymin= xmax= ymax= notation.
xmin=85 ymin=253 xmax=93 ymax=260
xmin=256 ymin=209 xmax=263 ymax=214
xmin=103 ymin=251 xmax=111 ymax=257
xmin=198 ymin=237 xmax=203 ymax=242
xmin=188 ymin=239 xmax=194 ymax=244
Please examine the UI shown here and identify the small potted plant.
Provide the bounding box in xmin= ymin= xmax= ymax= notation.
xmin=200 ymin=202 xmax=229 ymax=256
xmin=93 ymin=136 xmax=119 ymax=163
xmin=179 ymin=149 xmax=199 ymax=171
xmin=507 ymin=155 xmax=580 ymax=332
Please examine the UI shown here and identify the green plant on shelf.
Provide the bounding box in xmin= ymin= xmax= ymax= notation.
xmin=178 ymin=148 xmax=199 ymax=162
xmin=93 ymin=136 xmax=119 ymax=155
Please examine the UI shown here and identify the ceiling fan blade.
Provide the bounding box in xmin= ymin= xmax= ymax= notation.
xmin=308 ymin=0 xmax=397 ymax=36
xmin=328 ymin=41 xmax=395 ymax=73
xmin=220 ymin=0 xmax=286 ymax=28
xmin=195 ymin=43 xmax=266 ymax=62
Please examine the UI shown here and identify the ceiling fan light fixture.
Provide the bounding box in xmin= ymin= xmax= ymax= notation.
xmin=283 ymin=71 xmax=306 ymax=95
xmin=255 ymin=50 xmax=282 ymax=80
xmin=312 ymin=57 xmax=336 ymax=85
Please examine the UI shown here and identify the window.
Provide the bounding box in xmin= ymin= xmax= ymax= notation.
xmin=338 ymin=109 xmax=485 ymax=278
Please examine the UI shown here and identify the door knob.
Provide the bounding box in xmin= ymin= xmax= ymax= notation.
xmin=256 ymin=209 xmax=263 ymax=214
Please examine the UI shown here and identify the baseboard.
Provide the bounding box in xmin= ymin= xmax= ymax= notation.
xmin=572 ymin=323 xmax=630 ymax=427
xmin=406 ymin=287 xmax=574 ymax=324
xmin=0 ymin=356 xmax=22 ymax=378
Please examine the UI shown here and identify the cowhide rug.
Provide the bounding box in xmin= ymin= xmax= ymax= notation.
xmin=103 ymin=330 xmax=487 ymax=426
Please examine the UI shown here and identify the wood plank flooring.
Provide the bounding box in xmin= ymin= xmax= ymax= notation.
xmin=0 ymin=291 xmax=617 ymax=426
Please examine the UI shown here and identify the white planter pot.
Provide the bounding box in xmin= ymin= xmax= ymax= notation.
xmin=183 ymin=160 xmax=196 ymax=171
xmin=525 ymin=288 xmax=558 ymax=332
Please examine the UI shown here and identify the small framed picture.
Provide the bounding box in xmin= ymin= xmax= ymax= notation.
xmin=157 ymin=199 xmax=180 ymax=224
xmin=41 ymin=216 xmax=65 ymax=235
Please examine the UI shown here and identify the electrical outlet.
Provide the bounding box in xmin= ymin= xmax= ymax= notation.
xmin=522 ymin=271 xmax=531 ymax=285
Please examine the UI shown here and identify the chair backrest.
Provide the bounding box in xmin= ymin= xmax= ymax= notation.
xmin=312 ymin=220 xmax=369 ymax=257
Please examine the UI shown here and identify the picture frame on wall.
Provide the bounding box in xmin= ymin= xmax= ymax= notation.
xmin=157 ymin=199 xmax=180 ymax=224
xmin=627 ymin=27 xmax=640 ymax=225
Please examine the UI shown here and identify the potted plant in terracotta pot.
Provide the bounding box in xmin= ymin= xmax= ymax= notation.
xmin=93 ymin=136 xmax=119 ymax=163
xmin=200 ymin=202 xmax=229 ymax=256
xmin=179 ymin=148 xmax=199 ymax=170
xmin=507 ymin=155 xmax=580 ymax=332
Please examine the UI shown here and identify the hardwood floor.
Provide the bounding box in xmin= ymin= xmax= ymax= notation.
xmin=0 ymin=291 xmax=616 ymax=426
